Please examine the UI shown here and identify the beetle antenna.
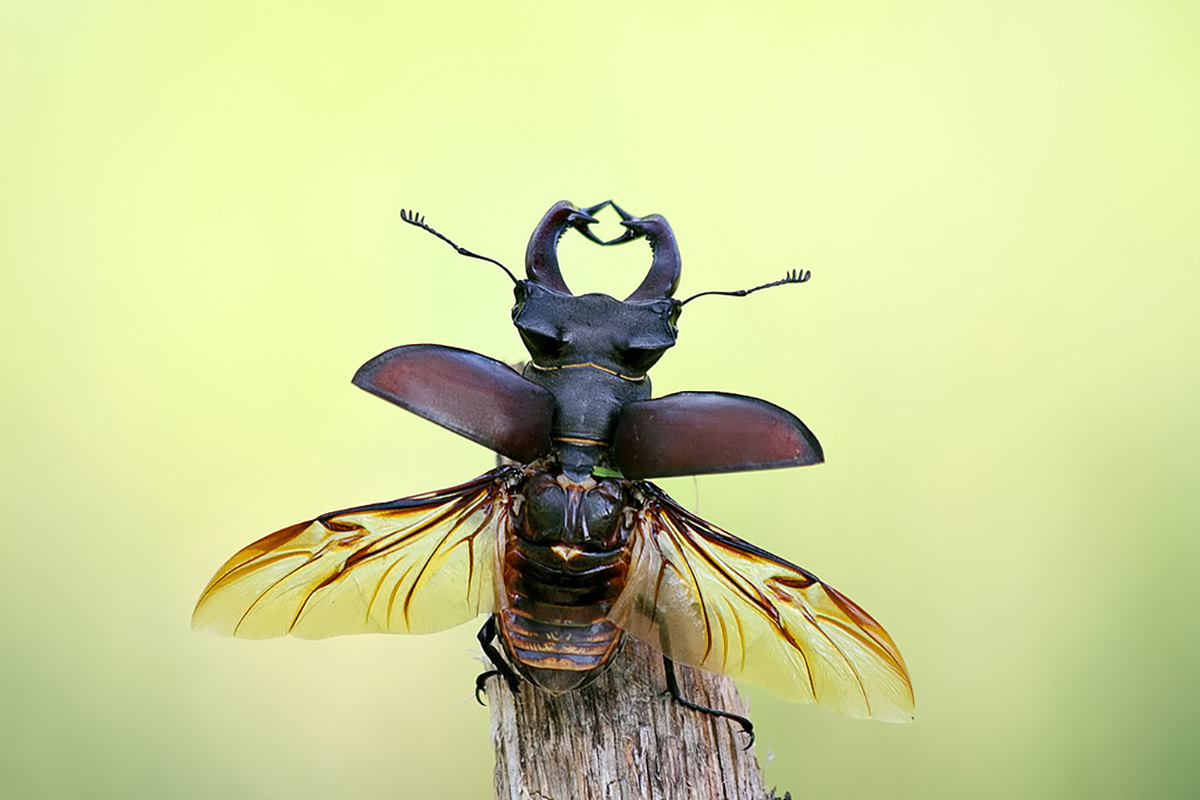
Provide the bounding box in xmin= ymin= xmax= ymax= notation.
xmin=400 ymin=209 xmax=519 ymax=284
xmin=678 ymin=269 xmax=811 ymax=306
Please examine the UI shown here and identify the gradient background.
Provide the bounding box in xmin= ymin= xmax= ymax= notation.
xmin=3 ymin=1 xmax=1198 ymax=797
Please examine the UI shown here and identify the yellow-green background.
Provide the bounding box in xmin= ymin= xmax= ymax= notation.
xmin=3 ymin=1 xmax=1197 ymax=797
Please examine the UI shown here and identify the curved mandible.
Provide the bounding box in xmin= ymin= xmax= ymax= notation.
xmin=604 ymin=203 xmax=682 ymax=301
xmin=525 ymin=201 xmax=608 ymax=294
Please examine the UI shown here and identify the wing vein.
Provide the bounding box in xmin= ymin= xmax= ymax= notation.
xmin=624 ymin=484 xmax=909 ymax=713
xmin=661 ymin=516 xmax=715 ymax=663
xmin=230 ymin=546 xmax=324 ymax=636
xmin=371 ymin=494 xmax=482 ymax=627
xmin=815 ymin=614 xmax=904 ymax=672
xmin=799 ymin=604 xmax=871 ymax=714
xmin=194 ymin=470 xmax=515 ymax=640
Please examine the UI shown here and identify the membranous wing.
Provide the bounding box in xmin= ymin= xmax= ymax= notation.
xmin=192 ymin=468 xmax=519 ymax=639
xmin=610 ymin=484 xmax=914 ymax=722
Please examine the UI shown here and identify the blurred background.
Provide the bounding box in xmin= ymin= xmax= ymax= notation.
xmin=3 ymin=1 xmax=1198 ymax=797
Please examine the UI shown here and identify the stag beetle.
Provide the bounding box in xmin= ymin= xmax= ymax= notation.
xmin=193 ymin=201 xmax=914 ymax=745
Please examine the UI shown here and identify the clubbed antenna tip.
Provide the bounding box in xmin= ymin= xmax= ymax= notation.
xmin=400 ymin=208 xmax=518 ymax=284
xmin=679 ymin=268 xmax=812 ymax=306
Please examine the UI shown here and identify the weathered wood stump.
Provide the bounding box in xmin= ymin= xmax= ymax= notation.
xmin=487 ymin=636 xmax=784 ymax=800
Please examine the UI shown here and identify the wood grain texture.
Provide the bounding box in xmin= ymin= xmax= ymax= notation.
xmin=488 ymin=636 xmax=788 ymax=800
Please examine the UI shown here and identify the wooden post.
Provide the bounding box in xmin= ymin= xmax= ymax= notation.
xmin=487 ymin=636 xmax=787 ymax=800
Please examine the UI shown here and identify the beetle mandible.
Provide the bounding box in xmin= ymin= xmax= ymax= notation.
xmin=193 ymin=200 xmax=915 ymax=744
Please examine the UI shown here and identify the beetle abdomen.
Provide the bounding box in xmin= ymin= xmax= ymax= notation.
xmin=499 ymin=531 xmax=631 ymax=694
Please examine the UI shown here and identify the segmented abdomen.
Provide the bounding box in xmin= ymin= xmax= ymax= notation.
xmin=498 ymin=535 xmax=631 ymax=694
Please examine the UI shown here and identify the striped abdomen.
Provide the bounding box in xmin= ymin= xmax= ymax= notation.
xmin=498 ymin=471 xmax=632 ymax=694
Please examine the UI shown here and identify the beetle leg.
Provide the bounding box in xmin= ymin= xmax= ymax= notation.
xmin=475 ymin=615 xmax=522 ymax=704
xmin=663 ymin=656 xmax=756 ymax=750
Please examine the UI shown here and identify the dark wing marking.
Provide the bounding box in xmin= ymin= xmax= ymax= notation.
xmin=610 ymin=485 xmax=914 ymax=721
xmin=192 ymin=469 xmax=517 ymax=639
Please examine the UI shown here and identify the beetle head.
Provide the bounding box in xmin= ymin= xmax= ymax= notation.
xmin=513 ymin=200 xmax=683 ymax=378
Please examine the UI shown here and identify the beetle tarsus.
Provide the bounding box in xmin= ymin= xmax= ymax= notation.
xmin=476 ymin=616 xmax=523 ymax=702
xmin=475 ymin=669 xmax=500 ymax=705
xmin=474 ymin=669 xmax=520 ymax=704
xmin=663 ymin=656 xmax=756 ymax=750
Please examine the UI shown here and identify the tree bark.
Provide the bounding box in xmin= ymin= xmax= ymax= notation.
xmin=487 ymin=636 xmax=781 ymax=800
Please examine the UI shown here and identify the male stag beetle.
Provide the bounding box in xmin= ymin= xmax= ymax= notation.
xmin=193 ymin=200 xmax=915 ymax=744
